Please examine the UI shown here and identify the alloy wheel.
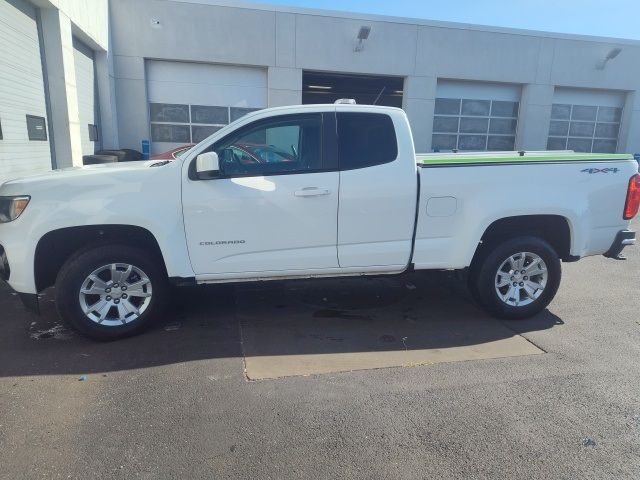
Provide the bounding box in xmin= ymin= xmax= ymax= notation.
xmin=78 ymin=263 xmax=153 ymax=326
xmin=494 ymin=252 xmax=548 ymax=307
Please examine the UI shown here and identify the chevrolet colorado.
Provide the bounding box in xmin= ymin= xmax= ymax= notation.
xmin=0 ymin=104 xmax=638 ymax=339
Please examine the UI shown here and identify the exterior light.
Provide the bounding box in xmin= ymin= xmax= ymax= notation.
xmin=606 ymin=47 xmax=622 ymax=60
xmin=307 ymin=85 xmax=332 ymax=90
xmin=0 ymin=196 xmax=30 ymax=223
xmin=596 ymin=47 xmax=622 ymax=70
xmin=354 ymin=26 xmax=371 ymax=52
xmin=357 ymin=26 xmax=371 ymax=40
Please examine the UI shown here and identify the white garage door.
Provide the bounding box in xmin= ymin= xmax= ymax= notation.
xmin=73 ymin=37 xmax=99 ymax=156
xmin=432 ymin=80 xmax=521 ymax=152
xmin=0 ymin=0 xmax=51 ymax=183
xmin=146 ymin=60 xmax=267 ymax=154
xmin=547 ymin=88 xmax=624 ymax=153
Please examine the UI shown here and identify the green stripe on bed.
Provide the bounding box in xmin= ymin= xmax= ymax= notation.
xmin=418 ymin=153 xmax=633 ymax=166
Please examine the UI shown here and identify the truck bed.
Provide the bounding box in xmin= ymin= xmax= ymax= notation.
xmin=412 ymin=151 xmax=637 ymax=270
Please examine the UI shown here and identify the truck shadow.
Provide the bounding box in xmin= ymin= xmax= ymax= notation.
xmin=0 ymin=271 xmax=563 ymax=378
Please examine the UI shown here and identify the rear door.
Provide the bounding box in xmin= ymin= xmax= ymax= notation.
xmin=336 ymin=110 xmax=418 ymax=268
xmin=182 ymin=112 xmax=340 ymax=276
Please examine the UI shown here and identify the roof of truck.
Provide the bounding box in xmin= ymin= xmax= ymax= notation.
xmin=249 ymin=103 xmax=403 ymax=114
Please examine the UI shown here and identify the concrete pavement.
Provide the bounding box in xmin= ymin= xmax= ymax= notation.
xmin=0 ymin=224 xmax=638 ymax=479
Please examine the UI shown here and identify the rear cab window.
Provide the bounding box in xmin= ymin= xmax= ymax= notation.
xmin=337 ymin=112 xmax=398 ymax=170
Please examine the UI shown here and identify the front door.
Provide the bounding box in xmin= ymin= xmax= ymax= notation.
xmin=182 ymin=113 xmax=339 ymax=276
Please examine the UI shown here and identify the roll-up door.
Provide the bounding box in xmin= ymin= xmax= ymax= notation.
xmin=146 ymin=60 xmax=267 ymax=154
xmin=0 ymin=0 xmax=51 ymax=182
xmin=432 ymin=80 xmax=521 ymax=152
xmin=547 ymin=88 xmax=624 ymax=153
xmin=73 ymin=37 xmax=99 ymax=156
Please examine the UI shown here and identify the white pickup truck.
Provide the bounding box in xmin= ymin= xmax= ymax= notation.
xmin=0 ymin=104 xmax=638 ymax=339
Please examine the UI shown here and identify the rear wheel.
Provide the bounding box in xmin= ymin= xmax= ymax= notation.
xmin=469 ymin=236 xmax=561 ymax=319
xmin=55 ymin=245 xmax=167 ymax=340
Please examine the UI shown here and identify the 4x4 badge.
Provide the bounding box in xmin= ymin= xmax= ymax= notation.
xmin=582 ymin=167 xmax=619 ymax=174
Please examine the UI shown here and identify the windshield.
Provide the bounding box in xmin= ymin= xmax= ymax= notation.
xmin=173 ymin=147 xmax=192 ymax=159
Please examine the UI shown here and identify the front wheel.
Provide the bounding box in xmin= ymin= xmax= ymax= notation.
xmin=55 ymin=245 xmax=168 ymax=340
xmin=469 ymin=236 xmax=561 ymax=319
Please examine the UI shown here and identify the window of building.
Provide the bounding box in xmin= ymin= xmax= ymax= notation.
xmin=213 ymin=114 xmax=322 ymax=177
xmin=547 ymin=104 xmax=621 ymax=153
xmin=149 ymin=103 xmax=261 ymax=145
xmin=432 ymin=98 xmax=519 ymax=152
xmin=88 ymin=124 xmax=99 ymax=142
xmin=26 ymin=115 xmax=47 ymax=141
xmin=337 ymin=112 xmax=398 ymax=170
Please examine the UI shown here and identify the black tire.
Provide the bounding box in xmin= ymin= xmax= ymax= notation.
xmin=469 ymin=236 xmax=561 ymax=320
xmin=96 ymin=149 xmax=142 ymax=162
xmin=120 ymin=149 xmax=143 ymax=161
xmin=83 ymin=154 xmax=118 ymax=165
xmin=95 ymin=150 xmax=128 ymax=162
xmin=55 ymin=244 xmax=168 ymax=340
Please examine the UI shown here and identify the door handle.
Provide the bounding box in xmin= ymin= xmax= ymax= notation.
xmin=294 ymin=187 xmax=331 ymax=197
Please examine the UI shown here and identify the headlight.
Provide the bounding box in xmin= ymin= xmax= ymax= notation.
xmin=0 ymin=196 xmax=31 ymax=223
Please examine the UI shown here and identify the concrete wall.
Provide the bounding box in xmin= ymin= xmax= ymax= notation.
xmin=110 ymin=0 xmax=640 ymax=154
xmin=33 ymin=0 xmax=114 ymax=168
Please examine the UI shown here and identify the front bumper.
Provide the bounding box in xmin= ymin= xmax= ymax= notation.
xmin=604 ymin=229 xmax=636 ymax=260
xmin=0 ymin=242 xmax=39 ymax=314
xmin=0 ymin=243 xmax=9 ymax=281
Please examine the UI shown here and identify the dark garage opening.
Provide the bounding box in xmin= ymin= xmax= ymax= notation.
xmin=302 ymin=71 xmax=404 ymax=107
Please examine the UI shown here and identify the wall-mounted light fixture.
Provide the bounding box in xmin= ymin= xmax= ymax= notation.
xmin=596 ymin=47 xmax=622 ymax=70
xmin=354 ymin=26 xmax=371 ymax=52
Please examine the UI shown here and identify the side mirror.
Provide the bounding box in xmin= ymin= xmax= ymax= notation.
xmin=195 ymin=152 xmax=220 ymax=179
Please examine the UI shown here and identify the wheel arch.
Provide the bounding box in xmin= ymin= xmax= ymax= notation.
xmin=34 ymin=225 xmax=167 ymax=292
xmin=470 ymin=215 xmax=573 ymax=268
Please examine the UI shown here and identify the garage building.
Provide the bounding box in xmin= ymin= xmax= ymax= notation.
xmin=1 ymin=0 xmax=640 ymax=180
xmin=0 ymin=0 xmax=116 ymax=184
xmin=108 ymin=0 xmax=640 ymax=157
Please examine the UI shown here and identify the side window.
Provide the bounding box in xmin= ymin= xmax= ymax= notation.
xmin=337 ymin=112 xmax=398 ymax=170
xmin=215 ymin=114 xmax=322 ymax=176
